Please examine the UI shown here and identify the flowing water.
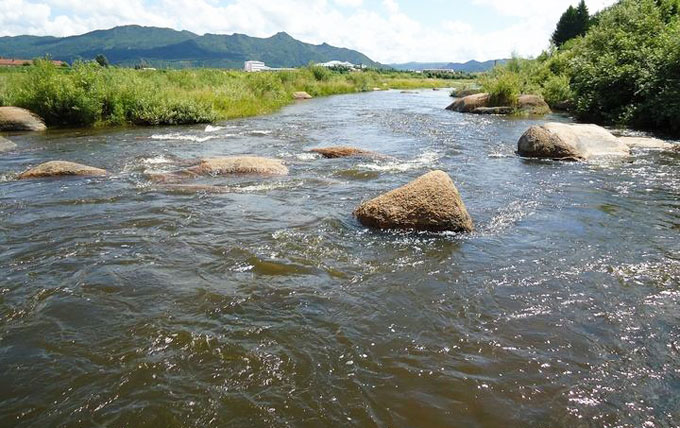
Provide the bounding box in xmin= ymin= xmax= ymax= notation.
xmin=1 ymin=90 xmax=679 ymax=427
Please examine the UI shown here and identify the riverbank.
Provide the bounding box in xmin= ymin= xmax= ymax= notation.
xmin=0 ymin=60 xmax=465 ymax=129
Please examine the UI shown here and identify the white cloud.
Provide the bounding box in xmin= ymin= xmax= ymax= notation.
xmin=0 ymin=0 xmax=619 ymax=63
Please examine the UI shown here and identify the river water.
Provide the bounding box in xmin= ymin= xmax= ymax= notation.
xmin=1 ymin=90 xmax=679 ymax=427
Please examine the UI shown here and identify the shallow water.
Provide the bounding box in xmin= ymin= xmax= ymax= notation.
xmin=1 ymin=90 xmax=679 ymax=427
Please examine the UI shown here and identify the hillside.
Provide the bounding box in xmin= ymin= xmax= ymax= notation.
xmin=0 ymin=25 xmax=381 ymax=69
xmin=389 ymin=59 xmax=507 ymax=73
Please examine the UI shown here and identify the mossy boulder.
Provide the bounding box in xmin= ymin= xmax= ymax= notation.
xmin=18 ymin=161 xmax=107 ymax=179
xmin=0 ymin=107 xmax=47 ymax=132
xmin=353 ymin=170 xmax=473 ymax=233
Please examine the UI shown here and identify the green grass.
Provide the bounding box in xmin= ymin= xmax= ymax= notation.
xmin=0 ymin=60 xmax=467 ymax=128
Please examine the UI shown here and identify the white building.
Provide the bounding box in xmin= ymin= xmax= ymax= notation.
xmin=316 ymin=60 xmax=363 ymax=69
xmin=244 ymin=61 xmax=269 ymax=72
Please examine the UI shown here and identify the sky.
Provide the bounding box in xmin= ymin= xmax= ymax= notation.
xmin=0 ymin=0 xmax=618 ymax=63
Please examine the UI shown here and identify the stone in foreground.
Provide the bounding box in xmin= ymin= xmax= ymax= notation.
xmin=293 ymin=91 xmax=312 ymax=100
xmin=0 ymin=136 xmax=17 ymax=153
xmin=310 ymin=146 xmax=383 ymax=159
xmin=18 ymin=161 xmax=107 ymax=179
xmin=187 ymin=156 xmax=289 ymax=176
xmin=517 ymin=123 xmax=630 ymax=161
xmin=0 ymin=107 xmax=47 ymax=132
xmin=353 ymin=170 xmax=473 ymax=233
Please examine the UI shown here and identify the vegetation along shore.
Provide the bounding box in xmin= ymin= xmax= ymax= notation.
xmin=476 ymin=0 xmax=680 ymax=136
xmin=0 ymin=61 xmax=461 ymax=128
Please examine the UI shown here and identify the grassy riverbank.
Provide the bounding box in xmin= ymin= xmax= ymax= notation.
xmin=0 ymin=61 xmax=464 ymax=128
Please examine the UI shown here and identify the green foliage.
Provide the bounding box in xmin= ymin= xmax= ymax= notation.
xmin=0 ymin=60 xmax=455 ymax=127
xmin=95 ymin=54 xmax=110 ymax=67
xmin=478 ymin=0 xmax=680 ymax=136
xmin=552 ymin=1 xmax=590 ymax=47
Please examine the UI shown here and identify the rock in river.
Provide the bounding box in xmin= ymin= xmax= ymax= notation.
xmin=293 ymin=91 xmax=312 ymax=100
xmin=353 ymin=170 xmax=473 ymax=233
xmin=18 ymin=161 xmax=107 ymax=179
xmin=186 ymin=156 xmax=289 ymax=176
xmin=0 ymin=107 xmax=47 ymax=132
xmin=0 ymin=136 xmax=17 ymax=153
xmin=446 ymin=93 xmax=550 ymax=115
xmin=517 ymin=123 xmax=630 ymax=161
xmin=310 ymin=146 xmax=385 ymax=159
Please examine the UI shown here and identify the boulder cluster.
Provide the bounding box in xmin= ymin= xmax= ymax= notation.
xmin=447 ymin=93 xmax=551 ymax=116
xmin=3 ymin=101 xmax=678 ymax=235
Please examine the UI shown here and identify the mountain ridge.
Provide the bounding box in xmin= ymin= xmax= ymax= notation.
xmin=389 ymin=59 xmax=508 ymax=73
xmin=0 ymin=25 xmax=381 ymax=69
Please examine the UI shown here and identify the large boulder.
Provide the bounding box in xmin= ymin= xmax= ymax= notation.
xmin=518 ymin=123 xmax=630 ymax=161
xmin=446 ymin=93 xmax=490 ymax=113
xmin=353 ymin=170 xmax=473 ymax=233
xmin=0 ymin=136 xmax=17 ymax=153
xmin=18 ymin=161 xmax=107 ymax=179
xmin=446 ymin=93 xmax=550 ymax=115
xmin=293 ymin=91 xmax=312 ymax=100
xmin=310 ymin=146 xmax=385 ymax=159
xmin=0 ymin=107 xmax=47 ymax=132
xmin=517 ymin=95 xmax=551 ymax=115
xmin=186 ymin=156 xmax=289 ymax=176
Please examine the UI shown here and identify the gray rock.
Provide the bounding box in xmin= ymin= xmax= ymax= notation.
xmin=518 ymin=123 xmax=630 ymax=161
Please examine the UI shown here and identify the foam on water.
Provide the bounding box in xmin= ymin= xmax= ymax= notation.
xmin=151 ymin=133 xmax=217 ymax=143
xmin=357 ymin=150 xmax=442 ymax=172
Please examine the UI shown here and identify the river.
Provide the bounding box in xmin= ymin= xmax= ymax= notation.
xmin=1 ymin=90 xmax=679 ymax=427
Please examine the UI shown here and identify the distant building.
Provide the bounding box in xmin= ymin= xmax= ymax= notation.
xmin=0 ymin=58 xmax=66 ymax=67
xmin=316 ymin=60 xmax=365 ymax=70
xmin=244 ymin=61 xmax=269 ymax=72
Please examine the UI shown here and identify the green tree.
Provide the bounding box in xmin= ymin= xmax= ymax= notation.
xmin=94 ymin=54 xmax=110 ymax=67
xmin=552 ymin=1 xmax=590 ymax=47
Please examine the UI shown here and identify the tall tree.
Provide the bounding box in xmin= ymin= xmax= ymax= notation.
xmin=552 ymin=1 xmax=591 ymax=47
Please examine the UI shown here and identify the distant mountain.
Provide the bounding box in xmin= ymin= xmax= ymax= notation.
xmin=0 ymin=25 xmax=381 ymax=69
xmin=389 ymin=59 xmax=508 ymax=73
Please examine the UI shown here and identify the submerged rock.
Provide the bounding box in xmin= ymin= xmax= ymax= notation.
xmin=0 ymin=136 xmax=17 ymax=153
xmin=18 ymin=161 xmax=107 ymax=179
xmin=353 ymin=170 xmax=473 ymax=233
xmin=518 ymin=123 xmax=630 ymax=161
xmin=186 ymin=156 xmax=289 ymax=176
xmin=293 ymin=91 xmax=312 ymax=100
xmin=310 ymin=146 xmax=385 ymax=159
xmin=0 ymin=107 xmax=47 ymax=132
xmin=620 ymin=136 xmax=674 ymax=150
xmin=446 ymin=93 xmax=550 ymax=115
xmin=471 ymin=106 xmax=514 ymax=115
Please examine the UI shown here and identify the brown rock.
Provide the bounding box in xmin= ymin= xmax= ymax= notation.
xmin=293 ymin=91 xmax=312 ymax=100
xmin=18 ymin=161 xmax=107 ymax=179
xmin=0 ymin=107 xmax=47 ymax=132
xmin=446 ymin=93 xmax=550 ymax=115
xmin=518 ymin=123 xmax=630 ymax=161
xmin=446 ymin=93 xmax=490 ymax=113
xmin=310 ymin=146 xmax=385 ymax=159
xmin=186 ymin=156 xmax=289 ymax=176
xmin=353 ymin=170 xmax=473 ymax=233
xmin=517 ymin=95 xmax=551 ymax=115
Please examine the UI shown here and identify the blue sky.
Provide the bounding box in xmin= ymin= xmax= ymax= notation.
xmin=0 ymin=0 xmax=617 ymax=63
